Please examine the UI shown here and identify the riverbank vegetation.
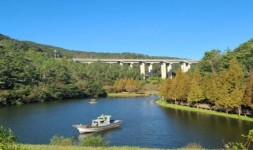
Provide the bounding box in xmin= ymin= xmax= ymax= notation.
xmin=22 ymin=145 xmax=160 ymax=150
xmin=0 ymin=125 xmax=204 ymax=150
xmin=108 ymin=92 xmax=150 ymax=98
xmin=156 ymin=100 xmax=253 ymax=122
xmin=22 ymin=144 xmax=203 ymax=150
xmin=160 ymin=38 xmax=253 ymax=117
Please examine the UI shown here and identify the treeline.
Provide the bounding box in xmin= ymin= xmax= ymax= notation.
xmin=160 ymin=38 xmax=253 ymax=115
xmin=0 ymin=34 xmax=179 ymax=59
xmin=0 ymin=46 xmax=142 ymax=106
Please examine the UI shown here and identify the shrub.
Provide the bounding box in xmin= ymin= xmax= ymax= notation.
xmin=81 ymin=136 xmax=108 ymax=147
xmin=224 ymin=129 xmax=253 ymax=150
xmin=224 ymin=142 xmax=246 ymax=150
xmin=180 ymin=143 xmax=203 ymax=149
xmin=0 ymin=125 xmax=27 ymax=150
xmin=50 ymin=135 xmax=73 ymax=146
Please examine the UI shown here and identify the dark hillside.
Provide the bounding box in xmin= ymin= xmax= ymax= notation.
xmin=0 ymin=34 xmax=179 ymax=59
xmin=233 ymin=39 xmax=253 ymax=73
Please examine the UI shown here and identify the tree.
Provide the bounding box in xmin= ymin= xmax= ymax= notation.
xmin=171 ymin=69 xmax=188 ymax=103
xmin=159 ymin=78 xmax=173 ymax=100
xmin=201 ymin=73 xmax=219 ymax=103
xmin=234 ymin=39 xmax=253 ymax=73
xmin=215 ymin=59 xmax=245 ymax=115
xmin=113 ymin=79 xmax=127 ymax=92
xmin=244 ymin=71 xmax=253 ymax=107
xmin=199 ymin=49 xmax=223 ymax=74
xmin=216 ymin=71 xmax=231 ymax=113
xmin=85 ymin=80 xmax=106 ymax=97
xmin=187 ymin=69 xmax=204 ymax=103
xmin=125 ymin=78 xmax=141 ymax=92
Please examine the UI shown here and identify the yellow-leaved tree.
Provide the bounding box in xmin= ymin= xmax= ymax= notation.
xmin=215 ymin=58 xmax=245 ymax=115
xmin=187 ymin=69 xmax=205 ymax=104
xmin=159 ymin=78 xmax=174 ymax=101
xmin=243 ymin=71 xmax=253 ymax=107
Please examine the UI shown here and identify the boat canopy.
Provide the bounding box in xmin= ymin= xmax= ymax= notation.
xmin=91 ymin=114 xmax=111 ymax=126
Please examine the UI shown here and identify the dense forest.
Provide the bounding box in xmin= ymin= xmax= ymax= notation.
xmin=160 ymin=39 xmax=253 ymax=115
xmin=0 ymin=34 xmax=156 ymax=106
xmin=1 ymin=33 xmax=253 ymax=113
xmin=0 ymin=34 xmax=179 ymax=59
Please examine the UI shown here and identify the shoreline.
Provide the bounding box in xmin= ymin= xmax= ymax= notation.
xmin=22 ymin=144 xmax=163 ymax=150
xmin=155 ymin=100 xmax=253 ymax=122
xmin=107 ymin=92 xmax=152 ymax=98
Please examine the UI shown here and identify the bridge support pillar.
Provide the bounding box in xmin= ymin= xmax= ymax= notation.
xmin=161 ymin=62 xmax=167 ymax=79
xmin=129 ymin=63 xmax=133 ymax=69
xmin=167 ymin=63 xmax=172 ymax=78
xmin=140 ymin=62 xmax=146 ymax=79
xmin=181 ymin=62 xmax=191 ymax=72
xmin=148 ymin=63 xmax=153 ymax=76
xmin=186 ymin=63 xmax=191 ymax=71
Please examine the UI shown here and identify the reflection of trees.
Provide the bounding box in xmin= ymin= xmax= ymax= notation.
xmin=158 ymin=106 xmax=252 ymax=148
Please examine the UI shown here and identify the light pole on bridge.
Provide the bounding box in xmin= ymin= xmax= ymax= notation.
xmin=54 ymin=50 xmax=57 ymax=59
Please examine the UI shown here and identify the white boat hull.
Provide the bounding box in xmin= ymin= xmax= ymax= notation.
xmin=73 ymin=120 xmax=122 ymax=133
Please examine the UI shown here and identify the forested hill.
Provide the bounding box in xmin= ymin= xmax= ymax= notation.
xmin=0 ymin=34 xmax=179 ymax=59
xmin=233 ymin=38 xmax=253 ymax=73
xmin=0 ymin=33 xmax=152 ymax=106
xmin=199 ymin=38 xmax=253 ymax=74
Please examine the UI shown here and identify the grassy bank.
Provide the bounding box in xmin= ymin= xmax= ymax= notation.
xmin=156 ymin=100 xmax=253 ymax=122
xmin=107 ymin=92 xmax=151 ymax=98
xmin=22 ymin=144 xmax=160 ymax=150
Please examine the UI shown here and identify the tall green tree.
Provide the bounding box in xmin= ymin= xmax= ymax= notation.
xmin=199 ymin=49 xmax=223 ymax=73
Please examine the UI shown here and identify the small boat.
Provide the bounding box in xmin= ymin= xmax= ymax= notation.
xmin=88 ymin=98 xmax=97 ymax=104
xmin=72 ymin=114 xmax=122 ymax=133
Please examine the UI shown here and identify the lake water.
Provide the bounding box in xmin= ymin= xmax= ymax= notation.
xmin=0 ymin=95 xmax=252 ymax=149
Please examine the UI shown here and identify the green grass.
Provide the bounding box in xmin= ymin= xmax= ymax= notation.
xmin=22 ymin=144 xmax=163 ymax=150
xmin=21 ymin=144 xmax=206 ymax=150
xmin=155 ymin=100 xmax=253 ymax=122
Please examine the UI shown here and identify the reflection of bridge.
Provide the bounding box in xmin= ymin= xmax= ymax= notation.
xmin=72 ymin=58 xmax=200 ymax=79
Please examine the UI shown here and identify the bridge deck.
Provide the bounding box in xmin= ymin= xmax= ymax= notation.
xmin=72 ymin=58 xmax=199 ymax=64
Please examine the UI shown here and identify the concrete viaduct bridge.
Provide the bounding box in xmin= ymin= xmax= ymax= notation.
xmin=72 ymin=58 xmax=200 ymax=79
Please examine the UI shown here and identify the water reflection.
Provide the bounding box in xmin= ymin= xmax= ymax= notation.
xmin=159 ymin=106 xmax=252 ymax=148
xmin=76 ymin=127 xmax=122 ymax=143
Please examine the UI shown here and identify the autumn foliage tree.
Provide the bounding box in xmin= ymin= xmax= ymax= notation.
xmin=215 ymin=59 xmax=245 ymax=114
xmin=244 ymin=71 xmax=253 ymax=107
xmin=187 ymin=69 xmax=205 ymax=104
xmin=171 ymin=69 xmax=189 ymax=103
xmin=201 ymin=73 xmax=219 ymax=103
xmin=125 ymin=78 xmax=141 ymax=92
xmin=159 ymin=58 xmax=250 ymax=115
xmin=159 ymin=78 xmax=173 ymax=100
xmin=113 ymin=78 xmax=141 ymax=93
xmin=159 ymin=69 xmax=189 ymax=103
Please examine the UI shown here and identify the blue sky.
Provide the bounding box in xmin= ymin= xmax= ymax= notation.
xmin=1 ymin=0 xmax=253 ymax=59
